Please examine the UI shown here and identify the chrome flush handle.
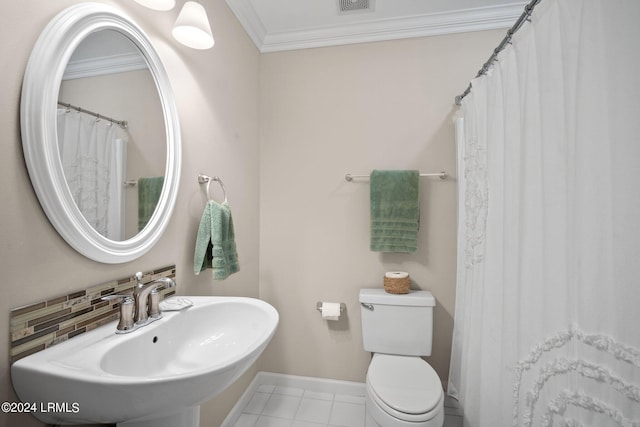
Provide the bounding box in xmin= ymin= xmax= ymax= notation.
xmin=361 ymin=303 xmax=374 ymax=311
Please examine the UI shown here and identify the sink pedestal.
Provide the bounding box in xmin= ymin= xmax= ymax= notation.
xmin=119 ymin=406 xmax=199 ymax=427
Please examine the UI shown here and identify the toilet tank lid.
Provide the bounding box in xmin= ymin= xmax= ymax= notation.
xmin=359 ymin=289 xmax=435 ymax=307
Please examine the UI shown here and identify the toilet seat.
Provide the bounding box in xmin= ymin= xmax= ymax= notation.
xmin=367 ymin=354 xmax=443 ymax=422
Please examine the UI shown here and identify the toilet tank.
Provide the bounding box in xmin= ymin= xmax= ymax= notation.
xmin=359 ymin=288 xmax=435 ymax=356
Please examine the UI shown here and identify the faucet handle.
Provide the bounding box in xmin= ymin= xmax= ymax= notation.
xmin=148 ymin=290 xmax=162 ymax=319
xmin=101 ymin=294 xmax=133 ymax=303
xmin=147 ymin=278 xmax=176 ymax=319
xmin=101 ymin=295 xmax=135 ymax=333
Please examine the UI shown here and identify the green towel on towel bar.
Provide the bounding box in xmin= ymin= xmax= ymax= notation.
xmin=138 ymin=176 xmax=164 ymax=231
xmin=370 ymin=170 xmax=420 ymax=253
xmin=194 ymin=200 xmax=240 ymax=280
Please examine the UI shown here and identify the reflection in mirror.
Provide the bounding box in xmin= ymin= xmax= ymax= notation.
xmin=57 ymin=30 xmax=166 ymax=241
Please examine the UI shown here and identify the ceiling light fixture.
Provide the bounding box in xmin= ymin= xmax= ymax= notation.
xmin=172 ymin=1 xmax=215 ymax=50
xmin=133 ymin=0 xmax=176 ymax=11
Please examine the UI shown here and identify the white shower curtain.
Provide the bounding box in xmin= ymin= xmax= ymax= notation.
xmin=449 ymin=0 xmax=640 ymax=426
xmin=57 ymin=109 xmax=128 ymax=240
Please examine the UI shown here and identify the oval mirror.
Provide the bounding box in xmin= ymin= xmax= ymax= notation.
xmin=21 ymin=3 xmax=181 ymax=263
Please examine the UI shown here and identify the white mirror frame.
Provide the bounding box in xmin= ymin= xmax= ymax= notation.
xmin=21 ymin=3 xmax=181 ymax=263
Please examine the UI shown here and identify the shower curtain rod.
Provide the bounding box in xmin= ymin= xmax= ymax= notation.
xmin=454 ymin=0 xmax=542 ymax=106
xmin=58 ymin=101 xmax=128 ymax=129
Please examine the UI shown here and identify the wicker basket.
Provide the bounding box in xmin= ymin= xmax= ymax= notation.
xmin=383 ymin=275 xmax=411 ymax=294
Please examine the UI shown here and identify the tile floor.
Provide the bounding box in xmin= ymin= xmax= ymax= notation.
xmin=233 ymin=384 xmax=366 ymax=427
xmin=228 ymin=378 xmax=463 ymax=427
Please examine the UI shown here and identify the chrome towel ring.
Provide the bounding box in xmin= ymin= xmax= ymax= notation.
xmin=198 ymin=173 xmax=228 ymax=203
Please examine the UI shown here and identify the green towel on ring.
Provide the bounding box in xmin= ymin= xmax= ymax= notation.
xmin=194 ymin=200 xmax=239 ymax=280
xmin=370 ymin=170 xmax=420 ymax=253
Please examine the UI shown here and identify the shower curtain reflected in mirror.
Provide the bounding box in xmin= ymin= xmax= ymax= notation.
xmin=449 ymin=0 xmax=640 ymax=425
xmin=57 ymin=109 xmax=128 ymax=240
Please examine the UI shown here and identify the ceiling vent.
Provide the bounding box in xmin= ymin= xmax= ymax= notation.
xmin=338 ymin=0 xmax=374 ymax=14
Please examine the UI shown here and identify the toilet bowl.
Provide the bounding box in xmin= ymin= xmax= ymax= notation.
xmin=365 ymin=354 xmax=444 ymax=427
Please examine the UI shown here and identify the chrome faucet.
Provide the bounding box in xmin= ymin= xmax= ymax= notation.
xmin=103 ymin=272 xmax=176 ymax=334
xmin=132 ymin=272 xmax=176 ymax=325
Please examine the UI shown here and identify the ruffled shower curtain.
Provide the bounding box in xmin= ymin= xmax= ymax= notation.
xmin=57 ymin=109 xmax=128 ymax=240
xmin=449 ymin=0 xmax=640 ymax=425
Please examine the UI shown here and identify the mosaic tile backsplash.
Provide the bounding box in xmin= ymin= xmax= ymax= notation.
xmin=9 ymin=265 xmax=176 ymax=363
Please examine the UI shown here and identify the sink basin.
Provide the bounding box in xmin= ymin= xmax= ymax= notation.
xmin=11 ymin=296 xmax=278 ymax=427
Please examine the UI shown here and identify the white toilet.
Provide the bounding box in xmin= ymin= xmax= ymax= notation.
xmin=359 ymin=289 xmax=444 ymax=427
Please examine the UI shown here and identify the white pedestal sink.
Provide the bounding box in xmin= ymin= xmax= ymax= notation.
xmin=11 ymin=296 xmax=278 ymax=427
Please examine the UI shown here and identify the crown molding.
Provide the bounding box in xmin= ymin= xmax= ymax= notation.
xmin=224 ymin=0 xmax=267 ymax=52
xmin=63 ymin=52 xmax=148 ymax=80
xmin=225 ymin=1 xmax=526 ymax=53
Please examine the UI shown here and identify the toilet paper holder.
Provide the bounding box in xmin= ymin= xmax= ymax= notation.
xmin=315 ymin=302 xmax=346 ymax=313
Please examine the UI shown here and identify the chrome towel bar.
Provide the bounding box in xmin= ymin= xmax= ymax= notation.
xmin=345 ymin=172 xmax=447 ymax=181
